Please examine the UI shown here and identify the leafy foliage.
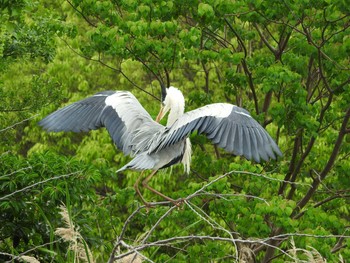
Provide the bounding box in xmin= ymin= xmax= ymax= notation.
xmin=1 ymin=0 xmax=349 ymax=262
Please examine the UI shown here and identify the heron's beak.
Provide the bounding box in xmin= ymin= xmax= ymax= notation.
xmin=156 ymin=105 xmax=165 ymax=122
xmin=156 ymin=103 xmax=171 ymax=123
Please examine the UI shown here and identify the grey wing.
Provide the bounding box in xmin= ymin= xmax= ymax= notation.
xmin=151 ymin=103 xmax=282 ymax=162
xmin=39 ymin=90 xmax=162 ymax=155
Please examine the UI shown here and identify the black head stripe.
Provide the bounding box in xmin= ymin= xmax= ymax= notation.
xmin=161 ymin=85 xmax=167 ymax=103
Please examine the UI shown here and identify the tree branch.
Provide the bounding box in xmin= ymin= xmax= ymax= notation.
xmin=278 ymin=129 xmax=302 ymax=195
xmin=125 ymin=47 xmax=166 ymax=92
xmin=59 ymin=37 xmax=159 ymax=101
xmin=109 ymin=170 xmax=314 ymax=261
xmin=296 ymin=106 xmax=350 ymax=212
xmin=0 ymin=114 xmax=39 ymax=132
xmin=224 ymin=18 xmax=260 ymax=115
xmin=253 ymin=23 xmax=277 ymax=55
xmin=66 ymin=0 xmax=97 ymax=28
xmin=0 ymin=171 xmax=82 ymax=201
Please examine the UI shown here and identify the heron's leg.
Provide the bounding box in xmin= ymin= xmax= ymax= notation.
xmin=142 ymin=170 xmax=177 ymax=204
xmin=134 ymin=171 xmax=150 ymax=206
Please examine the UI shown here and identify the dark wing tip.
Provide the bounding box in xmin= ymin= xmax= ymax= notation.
xmin=38 ymin=91 xmax=118 ymax=133
xmin=214 ymin=106 xmax=282 ymax=163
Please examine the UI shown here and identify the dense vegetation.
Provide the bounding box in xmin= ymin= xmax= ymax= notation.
xmin=1 ymin=0 xmax=349 ymax=262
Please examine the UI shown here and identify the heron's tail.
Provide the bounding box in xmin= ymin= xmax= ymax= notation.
xmin=116 ymin=153 xmax=156 ymax=173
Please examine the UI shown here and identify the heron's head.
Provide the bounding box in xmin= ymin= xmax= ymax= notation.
xmin=156 ymin=86 xmax=185 ymax=125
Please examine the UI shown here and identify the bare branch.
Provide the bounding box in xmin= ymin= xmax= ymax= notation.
xmin=0 ymin=114 xmax=39 ymax=132
xmin=195 ymin=192 xmax=270 ymax=205
xmin=184 ymin=200 xmax=238 ymax=241
xmin=0 ymin=171 xmax=82 ymax=201
xmin=115 ymin=235 xmax=299 ymax=262
xmin=108 ymin=170 xmax=321 ymax=262
xmin=0 ymin=166 xmax=33 ymax=180
xmin=331 ymin=229 xmax=349 ymax=254
xmin=4 ymin=240 xmax=62 ymax=263
xmin=140 ymin=205 xmax=178 ymax=244
xmin=113 ymin=230 xmax=350 ymax=262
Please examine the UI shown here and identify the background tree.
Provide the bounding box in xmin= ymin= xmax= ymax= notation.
xmin=1 ymin=0 xmax=349 ymax=262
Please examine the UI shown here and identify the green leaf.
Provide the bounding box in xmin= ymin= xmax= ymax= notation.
xmin=198 ymin=3 xmax=214 ymax=19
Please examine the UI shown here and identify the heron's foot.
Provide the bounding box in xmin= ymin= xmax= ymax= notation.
xmin=172 ymin=198 xmax=185 ymax=207
xmin=138 ymin=196 xmax=154 ymax=210
xmin=143 ymin=201 xmax=156 ymax=212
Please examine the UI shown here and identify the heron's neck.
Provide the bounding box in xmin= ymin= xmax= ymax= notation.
xmin=167 ymin=102 xmax=184 ymax=126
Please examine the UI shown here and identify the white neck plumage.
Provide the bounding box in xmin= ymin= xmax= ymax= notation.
xmin=167 ymin=99 xmax=191 ymax=174
xmin=162 ymin=86 xmax=192 ymax=173
xmin=167 ymin=105 xmax=184 ymax=126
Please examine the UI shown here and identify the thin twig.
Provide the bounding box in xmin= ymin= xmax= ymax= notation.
xmin=0 ymin=171 xmax=82 ymax=201
xmin=109 ymin=169 xmax=350 ymax=262
xmin=115 ymin=235 xmax=299 ymax=262
xmin=66 ymin=0 xmax=97 ymax=27
xmin=4 ymin=239 xmax=62 ymax=263
xmin=0 ymin=166 xmax=33 ymax=180
xmin=184 ymin=200 xmax=239 ymax=260
xmin=59 ymin=37 xmax=159 ymax=101
xmin=140 ymin=205 xmax=178 ymax=244
xmin=0 ymin=114 xmax=39 ymax=132
xmin=198 ymin=191 xmax=270 ymax=205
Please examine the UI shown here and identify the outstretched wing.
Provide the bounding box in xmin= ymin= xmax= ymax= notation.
xmin=150 ymin=103 xmax=282 ymax=162
xmin=39 ymin=91 xmax=162 ymax=155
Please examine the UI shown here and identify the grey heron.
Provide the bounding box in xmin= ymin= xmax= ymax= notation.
xmin=39 ymin=86 xmax=282 ymax=204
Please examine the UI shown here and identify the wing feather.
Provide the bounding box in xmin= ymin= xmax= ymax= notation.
xmin=39 ymin=91 xmax=162 ymax=155
xmin=236 ymin=124 xmax=243 ymax=156
xmin=224 ymin=123 xmax=235 ymax=153
xmin=243 ymin=126 xmax=252 ymax=160
xmin=150 ymin=103 xmax=282 ymax=162
xmin=217 ymin=122 xmax=231 ymax=149
xmin=248 ymin=127 xmax=259 ymax=162
xmin=210 ymin=120 xmax=228 ymax=144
